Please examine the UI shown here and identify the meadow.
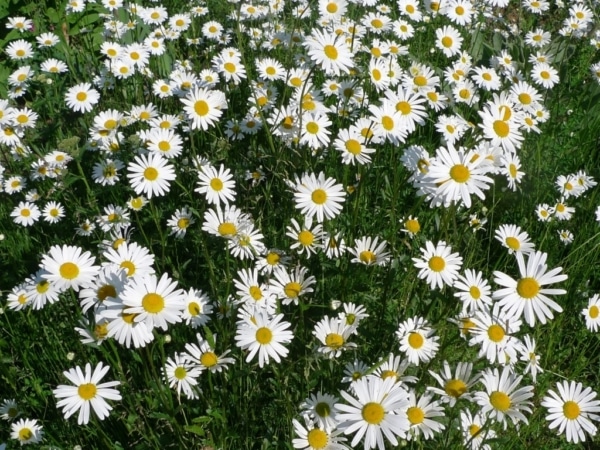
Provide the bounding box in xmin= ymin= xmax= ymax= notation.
xmin=1 ymin=0 xmax=600 ymax=448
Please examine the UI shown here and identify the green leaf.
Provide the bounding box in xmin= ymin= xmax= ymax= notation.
xmin=184 ymin=424 xmax=205 ymax=437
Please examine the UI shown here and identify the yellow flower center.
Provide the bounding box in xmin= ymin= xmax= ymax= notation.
xmin=445 ymin=379 xmax=467 ymax=398
xmin=405 ymin=219 xmax=420 ymax=234
xmin=428 ymin=256 xmax=445 ymax=272
xmin=307 ymin=428 xmax=328 ymax=449
xmin=408 ymin=331 xmax=424 ymax=349
xmin=200 ymin=352 xmax=218 ymax=367
xmin=306 ymin=122 xmax=319 ymax=135
xmin=144 ymin=167 xmax=158 ymax=181
xmin=104 ymin=119 xmax=117 ymax=129
xmin=441 ymin=36 xmax=453 ymax=48
xmin=396 ymin=101 xmax=411 ymax=115
xmin=326 ymin=3 xmax=338 ymax=13
xmin=540 ymin=71 xmax=550 ymax=80
xmin=456 ymin=5 xmax=465 ymax=14
xmin=78 ymin=383 xmax=97 ymax=400
xmin=142 ymin=292 xmax=165 ymax=313
xmin=21 ymin=208 xmax=30 ymax=217
xmin=266 ymin=252 xmax=280 ymax=266
xmin=359 ymin=250 xmax=376 ymax=264
xmin=255 ymin=326 xmax=272 ymax=344
xmin=60 ymin=262 xmax=79 ymax=280
xmin=450 ymin=164 xmax=470 ymax=183
xmin=298 ymin=230 xmax=314 ymax=246
xmin=18 ymin=428 xmax=33 ymax=441
xmin=589 ymin=305 xmax=599 ymax=319
xmin=323 ymin=44 xmax=338 ymax=61
xmin=469 ymin=286 xmax=481 ymax=299
xmin=487 ymin=324 xmax=505 ymax=343
xmin=489 ymin=391 xmax=511 ymax=412
xmin=194 ymin=100 xmax=209 ymax=116
xmin=325 ymin=333 xmax=344 ymax=348
xmin=249 ymin=286 xmax=262 ymax=301
xmin=177 ymin=218 xmax=190 ymax=229
xmin=345 ymin=139 xmax=362 ymax=155
xmin=120 ymin=260 xmax=136 ymax=277
xmin=407 ymin=406 xmax=425 ymax=424
xmin=381 ymin=116 xmax=394 ymax=131
xmin=311 ymin=189 xmax=327 ymax=205
xmin=469 ymin=424 xmax=481 ymax=437
xmin=493 ymin=120 xmax=509 ymax=138
xmin=284 ymin=281 xmax=301 ymax=299
xmin=224 ymin=62 xmax=236 ymax=73
xmin=509 ymin=164 xmax=518 ymax=178
xmin=563 ymin=400 xmax=580 ymax=420
xmin=505 ymin=237 xmax=520 ymax=250
xmin=518 ymin=93 xmax=532 ymax=105
xmin=362 ymin=402 xmax=385 ymax=424
xmin=218 ymin=222 xmax=237 ymax=236
xmin=188 ymin=301 xmax=200 ymax=316
xmin=414 ymin=75 xmax=427 ymax=86
xmin=97 ymin=284 xmax=117 ymax=301
xmin=516 ymin=277 xmax=540 ymax=299
xmin=315 ymin=402 xmax=331 ymax=417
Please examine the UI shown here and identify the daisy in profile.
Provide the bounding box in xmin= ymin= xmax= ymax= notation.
xmin=348 ymin=236 xmax=391 ymax=266
xmin=65 ymin=83 xmax=100 ymax=113
xmin=53 ymin=361 xmax=121 ymax=425
xmin=121 ymin=272 xmax=185 ymax=331
xmin=413 ymin=241 xmax=463 ymax=290
xmin=336 ymin=376 xmax=410 ymax=450
xmin=494 ymin=224 xmax=535 ymax=255
xmin=313 ymin=316 xmax=357 ymax=358
xmin=427 ymin=361 xmax=480 ymax=406
xmin=127 ymin=153 xmax=176 ymax=198
xmin=234 ymin=310 xmax=294 ymax=368
xmin=453 ymin=269 xmax=493 ymax=313
xmin=184 ymin=333 xmax=235 ymax=373
xmin=404 ymin=391 xmax=445 ymax=441
xmin=7 ymin=284 xmax=30 ymax=311
xmin=195 ymin=164 xmax=236 ymax=206
xmin=10 ymin=418 xmax=43 ymax=445
xmin=41 ymin=245 xmax=99 ymax=293
xmin=396 ymin=316 xmax=439 ymax=366
xmin=181 ymin=87 xmax=227 ymax=131
xmin=372 ymin=353 xmax=417 ymax=385
xmin=474 ymin=366 xmax=534 ymax=429
xmin=292 ymin=418 xmax=347 ymax=450
xmin=501 ymin=153 xmax=525 ymax=191
xmin=517 ymin=334 xmax=543 ymax=383
xmin=164 ymin=352 xmax=202 ymax=399
xmin=493 ymin=251 xmax=568 ymax=326
xmin=541 ymin=380 xmax=600 ymax=444
xmin=323 ymin=231 xmax=346 ymax=259
xmin=582 ymin=293 xmax=600 ymax=332
xmin=304 ymin=29 xmax=353 ymax=76
xmin=181 ymin=288 xmax=213 ymax=328
xmin=293 ymin=172 xmax=346 ymax=222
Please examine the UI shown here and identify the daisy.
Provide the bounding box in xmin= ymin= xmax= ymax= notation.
xmin=493 ymin=251 xmax=568 ymax=326
xmin=65 ymin=83 xmax=100 ymax=113
xmin=304 ymin=29 xmax=354 ymax=76
xmin=558 ymin=229 xmax=574 ymax=245
xmin=582 ymin=293 xmax=600 ymax=332
xmin=494 ymin=224 xmax=535 ymax=255
xmin=92 ymin=158 xmax=123 ymax=187
xmin=372 ymin=353 xmax=417 ymax=385
xmin=7 ymin=284 xmax=30 ymax=311
xmin=286 ymin=217 xmax=324 ymax=257
xmin=100 ymin=299 xmax=155 ymax=349
xmin=181 ymin=87 xmax=227 ymax=131
xmin=536 ymin=203 xmax=554 ymax=222
xmin=102 ymin=241 xmax=155 ymax=279
xmin=553 ymin=199 xmax=575 ymax=220
xmin=396 ymin=316 xmax=440 ymax=366
xmin=234 ymin=310 xmax=294 ymax=368
xmin=541 ymin=380 xmax=600 ymax=444
xmin=348 ymin=236 xmax=391 ymax=266
xmin=164 ymin=353 xmax=202 ymax=399
xmin=256 ymin=249 xmax=290 ymax=275
xmin=338 ymin=302 xmax=369 ymax=328
xmin=404 ymin=391 xmax=445 ymax=441
xmin=413 ymin=241 xmax=463 ymax=290
xmin=181 ymin=288 xmax=213 ymax=328
xmin=146 ymin=128 xmax=183 ymax=159
xmin=6 ymin=39 xmax=34 ymax=60
xmin=40 ymin=245 xmax=99 ymax=293
xmin=333 ymin=128 xmax=375 ymax=166
xmin=234 ymin=268 xmax=276 ymax=313
xmin=435 ymin=25 xmax=463 ymax=57
xmin=453 ymin=269 xmax=493 ymax=313
xmin=121 ymin=272 xmax=185 ymax=331
xmin=11 ymin=201 xmax=40 ymax=227
xmin=78 ymin=265 xmax=127 ymax=314
xmin=293 ymin=172 xmax=346 ymax=222
xmin=184 ymin=333 xmax=235 ymax=373
xmin=292 ymin=418 xmax=348 ymax=450
xmin=270 ymin=265 xmax=316 ymax=306
xmin=195 ymin=164 xmax=237 ymax=206
xmin=10 ymin=418 xmax=43 ymax=445
xmin=335 ymin=377 xmax=410 ymax=450
xmin=400 ymin=216 xmax=420 ymax=238
xmin=0 ymin=398 xmax=20 ymax=420
xmin=24 ymin=270 xmax=60 ymax=309
xmin=469 ymin=307 xmax=522 ymax=365
xmin=229 ymin=222 xmax=266 ymax=260
xmin=313 ymin=316 xmax=357 ymax=358
xmin=300 ymin=112 xmax=332 ymax=150
xmin=532 ymin=62 xmax=559 ymax=89
xmin=474 ymin=366 xmax=534 ymax=429
xmin=127 ymin=153 xmax=176 ymax=198
xmin=478 ymin=106 xmax=524 ymax=153
xmin=167 ymin=207 xmax=195 ymax=238
xmin=427 ymin=361 xmax=480 ymax=406
xmin=300 ymin=392 xmax=340 ymax=431
xmin=518 ymin=334 xmax=543 ymax=383
xmin=460 ymin=409 xmax=496 ymax=450
xmin=501 ymin=153 xmax=525 ymax=191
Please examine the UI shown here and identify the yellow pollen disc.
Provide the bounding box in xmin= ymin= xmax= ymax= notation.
xmin=257 ymin=96 xmax=268 ymax=107
xmin=298 ymin=230 xmax=314 ymax=246
xmin=37 ymin=280 xmax=50 ymax=293
xmin=445 ymin=379 xmax=468 ymax=398
xmin=266 ymin=67 xmax=276 ymax=75
xmin=224 ymin=62 xmax=236 ymax=73
xmin=407 ymin=406 xmax=425 ymax=424
xmin=406 ymin=5 xmax=415 ymax=13
xmin=266 ymin=252 xmax=280 ymax=266
xmin=78 ymin=383 xmax=97 ymax=400
xmin=469 ymin=286 xmax=481 ymax=299
xmin=311 ymin=189 xmax=327 ymax=205
xmin=130 ymin=51 xmax=139 ymax=60
xmin=210 ymin=178 xmax=224 ymax=191
xmin=120 ymin=260 xmax=136 ymax=276
xmin=18 ymin=294 xmax=27 ymax=304
xmin=177 ymin=218 xmax=190 ymax=230
xmin=517 ymin=277 xmax=540 ymax=299
xmin=459 ymin=89 xmax=470 ymax=99
xmin=326 ymin=3 xmax=338 ymax=13
xmin=469 ymin=424 xmax=481 ymax=436
xmin=131 ymin=198 xmax=143 ymax=209
xmin=371 ymin=18 xmax=383 ymax=28
xmin=540 ymin=71 xmax=550 ymax=79
xmin=249 ymin=286 xmax=262 ymax=301
xmin=345 ymin=139 xmax=362 ymax=155
xmin=95 ymin=322 xmax=108 ymax=339
xmin=60 ymin=262 xmax=80 ymax=280
xmin=209 ymin=26 xmax=217 ymax=33
xmin=97 ymin=284 xmax=117 ymax=301
xmin=75 ymin=91 xmax=89 ymax=102
xmin=396 ymin=101 xmax=411 ymax=115
xmin=144 ymin=167 xmax=158 ymax=181
xmin=176 ymin=19 xmax=184 ymax=27
xmin=151 ymin=12 xmax=159 ymax=19
xmin=16 ymin=49 xmax=25 ymax=57
xmin=18 ymin=428 xmax=33 ymax=441
xmin=174 ymin=366 xmax=187 ymax=379
xmin=359 ymin=250 xmax=376 ymax=264
xmin=108 ymin=213 xmax=118 ymax=222
xmin=405 ymin=219 xmax=420 ymax=234
xmin=556 ymin=203 xmax=565 ymax=213
xmin=284 ymin=281 xmax=301 ymax=298
xmin=380 ymin=370 xmax=398 ymax=380
xmin=307 ymin=428 xmax=328 ymax=449
xmin=563 ymin=400 xmax=580 ymax=420
xmin=487 ymin=324 xmax=505 ymax=342
xmin=414 ymin=75 xmax=427 ymax=86
xmin=104 ymin=119 xmax=117 ymax=129
xmin=564 ymin=182 xmax=573 ymax=191
xmin=325 ymin=333 xmax=344 ymax=348
xmin=589 ymin=305 xmax=599 ymax=319
xmin=362 ymin=402 xmax=385 ymax=425
xmin=306 ymin=122 xmax=319 ymax=134
xmin=218 ymin=222 xmax=237 ymax=236
xmin=509 ymin=164 xmax=518 ymax=178
xmin=315 ymin=402 xmax=331 ymax=417
xmin=450 ymin=164 xmax=470 ymax=183
xmin=372 ymin=68 xmax=381 ymax=81
xmin=519 ymin=93 xmax=532 ymax=104
xmin=493 ymin=120 xmax=510 ymax=138
xmin=441 ymin=36 xmax=453 ymax=48
xmin=482 ymin=73 xmax=492 ymax=81
xmin=428 ymin=256 xmax=445 ymax=272
xmin=460 ymin=318 xmax=475 ymax=335
xmin=107 ymin=49 xmax=117 ymax=57
xmin=255 ymin=326 xmax=272 ymax=344
xmin=188 ymin=301 xmax=200 ymax=316
xmin=381 ymin=116 xmax=394 ymax=131
xmin=194 ymin=100 xmax=209 ymax=116
xmin=456 ymin=5 xmax=465 ymax=14
xmin=200 ymin=351 xmax=218 ymax=367
xmin=290 ymin=77 xmax=302 ymax=87
xmin=21 ymin=209 xmax=30 ymax=217
xmin=505 ymin=236 xmax=520 ymax=250
xmin=490 ymin=391 xmax=511 ymax=412
xmin=447 ymin=125 xmax=455 ymax=133
xmin=142 ymin=292 xmax=165 ymax=313
xmin=371 ymin=47 xmax=381 ymax=57
xmin=408 ymin=331 xmax=424 ymax=349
